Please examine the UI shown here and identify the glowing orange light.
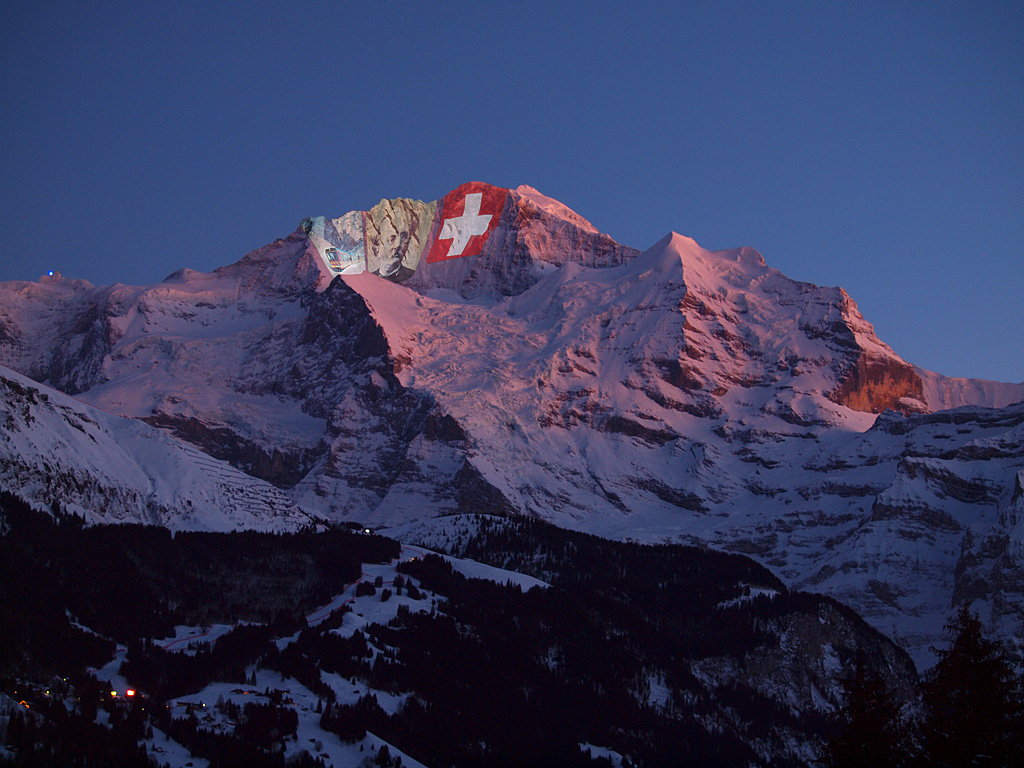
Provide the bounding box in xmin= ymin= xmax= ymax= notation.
xmin=126 ymin=689 xmax=136 ymax=697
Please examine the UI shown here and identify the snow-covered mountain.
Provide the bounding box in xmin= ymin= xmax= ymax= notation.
xmin=1 ymin=182 xmax=1022 ymax=665
xmin=0 ymin=365 xmax=314 ymax=531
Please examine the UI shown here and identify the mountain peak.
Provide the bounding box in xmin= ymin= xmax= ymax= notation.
xmin=648 ymin=232 xmax=765 ymax=266
xmin=654 ymin=232 xmax=767 ymax=267
xmin=644 ymin=232 xmax=775 ymax=297
xmin=513 ymin=185 xmax=598 ymax=233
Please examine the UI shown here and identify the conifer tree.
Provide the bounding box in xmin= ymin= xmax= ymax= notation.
xmin=919 ymin=607 xmax=1022 ymax=767
xmin=823 ymin=656 xmax=911 ymax=768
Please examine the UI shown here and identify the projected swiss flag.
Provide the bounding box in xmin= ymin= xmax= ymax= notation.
xmin=425 ymin=182 xmax=509 ymax=263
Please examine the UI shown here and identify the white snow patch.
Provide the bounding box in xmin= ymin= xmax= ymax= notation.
xmin=142 ymin=726 xmax=209 ymax=768
xmin=156 ymin=624 xmax=238 ymax=653
xmin=718 ymin=585 xmax=781 ymax=609
xmin=579 ymin=742 xmax=628 ymax=767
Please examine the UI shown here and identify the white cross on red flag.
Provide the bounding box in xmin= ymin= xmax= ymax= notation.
xmin=425 ymin=182 xmax=509 ymax=263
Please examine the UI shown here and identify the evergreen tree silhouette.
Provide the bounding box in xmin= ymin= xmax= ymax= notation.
xmin=823 ymin=655 xmax=911 ymax=768
xmin=920 ymin=607 xmax=1022 ymax=767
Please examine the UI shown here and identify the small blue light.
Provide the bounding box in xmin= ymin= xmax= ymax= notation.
xmin=47 ymin=271 xmax=54 ymax=276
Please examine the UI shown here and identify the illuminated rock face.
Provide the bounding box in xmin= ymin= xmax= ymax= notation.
xmin=830 ymin=352 xmax=927 ymax=414
xmin=303 ymin=210 xmax=366 ymax=275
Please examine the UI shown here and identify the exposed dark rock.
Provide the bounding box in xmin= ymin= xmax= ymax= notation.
xmin=634 ymin=477 xmax=708 ymax=511
xmin=654 ymin=357 xmax=705 ymax=391
xmin=869 ymin=500 xmax=963 ymax=534
xmin=601 ymin=414 xmax=680 ymax=445
xmin=144 ymin=413 xmax=323 ymax=488
xmin=452 ymin=460 xmax=511 ymax=515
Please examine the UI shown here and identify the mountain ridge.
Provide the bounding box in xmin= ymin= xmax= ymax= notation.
xmin=1 ymin=181 xmax=1022 ymax=666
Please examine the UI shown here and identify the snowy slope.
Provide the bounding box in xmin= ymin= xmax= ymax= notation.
xmin=346 ymin=230 xmax=1024 ymax=664
xmin=0 ymin=365 xmax=313 ymax=530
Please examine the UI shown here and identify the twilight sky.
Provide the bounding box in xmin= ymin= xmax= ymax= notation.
xmin=2 ymin=1 xmax=1021 ymax=382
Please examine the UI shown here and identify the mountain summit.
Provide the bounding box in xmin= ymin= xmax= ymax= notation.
xmin=2 ymin=182 xmax=1022 ymax=665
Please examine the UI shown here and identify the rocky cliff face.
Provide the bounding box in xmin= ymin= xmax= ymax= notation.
xmin=690 ymin=596 xmax=918 ymax=762
xmin=784 ymin=402 xmax=1024 ymax=663
xmin=1 ymin=182 xmax=1023 ymax=665
xmin=823 ymin=291 xmax=927 ymax=413
xmin=830 ymin=352 xmax=926 ymax=413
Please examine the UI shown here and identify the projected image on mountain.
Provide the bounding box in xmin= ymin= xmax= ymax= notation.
xmin=364 ymin=197 xmax=438 ymax=282
xmin=302 ymin=183 xmax=512 ymax=284
xmin=426 ymin=182 xmax=509 ymax=263
xmin=302 ymin=211 xmax=365 ymax=274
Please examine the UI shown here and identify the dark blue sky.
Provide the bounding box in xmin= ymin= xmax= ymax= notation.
xmin=2 ymin=1 xmax=1021 ymax=382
